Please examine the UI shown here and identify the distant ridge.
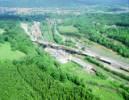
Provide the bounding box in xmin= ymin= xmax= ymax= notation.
xmin=0 ymin=0 xmax=128 ymax=7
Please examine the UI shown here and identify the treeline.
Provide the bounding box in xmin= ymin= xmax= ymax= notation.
xmin=0 ymin=14 xmax=48 ymax=22
xmin=72 ymin=13 xmax=129 ymax=57
xmin=88 ymin=33 xmax=129 ymax=57
xmin=0 ymin=20 xmax=36 ymax=55
xmin=115 ymin=22 xmax=129 ymax=27
xmin=105 ymin=27 xmax=129 ymax=47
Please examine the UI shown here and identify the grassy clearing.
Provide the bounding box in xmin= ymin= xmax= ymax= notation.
xmin=58 ymin=25 xmax=79 ymax=36
xmin=90 ymin=86 xmax=124 ymax=100
xmin=0 ymin=42 xmax=25 ymax=60
xmin=0 ymin=29 xmax=5 ymax=35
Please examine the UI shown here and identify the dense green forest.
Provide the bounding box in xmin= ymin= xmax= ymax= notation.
xmin=61 ymin=13 xmax=129 ymax=58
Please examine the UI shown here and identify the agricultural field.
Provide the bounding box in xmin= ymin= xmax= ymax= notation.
xmin=58 ymin=25 xmax=79 ymax=36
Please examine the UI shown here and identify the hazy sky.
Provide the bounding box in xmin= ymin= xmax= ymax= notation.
xmin=0 ymin=0 xmax=128 ymax=7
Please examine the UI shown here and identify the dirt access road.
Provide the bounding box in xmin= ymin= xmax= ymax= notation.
xmin=21 ymin=22 xmax=129 ymax=75
xmin=21 ymin=22 xmax=95 ymax=73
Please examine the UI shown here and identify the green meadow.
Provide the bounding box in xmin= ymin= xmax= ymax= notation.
xmin=0 ymin=42 xmax=25 ymax=60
